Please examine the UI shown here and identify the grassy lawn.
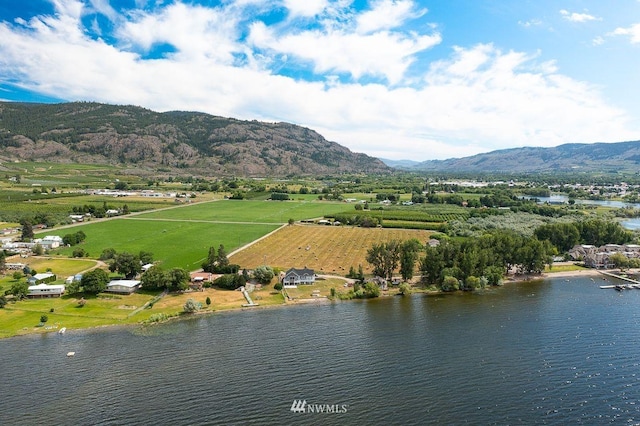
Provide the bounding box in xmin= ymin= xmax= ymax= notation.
xmin=42 ymin=219 xmax=280 ymax=270
xmin=283 ymin=277 xmax=351 ymax=299
xmin=0 ymin=292 xmax=157 ymax=338
xmin=0 ymin=286 xmax=285 ymax=339
xmin=0 ymin=257 xmax=97 ymax=294
xmin=545 ymin=263 xmax=590 ymax=273
xmin=134 ymin=199 xmax=350 ymax=223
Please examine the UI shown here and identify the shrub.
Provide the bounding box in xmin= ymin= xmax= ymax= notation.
xmin=398 ymin=283 xmax=412 ymax=295
xmin=40 ymin=314 xmax=48 ymax=323
xmin=183 ymin=299 xmax=202 ymax=313
xmin=274 ymin=282 xmax=283 ymax=291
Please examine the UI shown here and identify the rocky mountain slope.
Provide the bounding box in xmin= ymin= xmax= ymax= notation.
xmin=0 ymin=102 xmax=389 ymax=176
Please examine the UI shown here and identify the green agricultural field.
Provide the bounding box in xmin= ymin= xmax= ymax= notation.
xmin=41 ymin=219 xmax=280 ymax=270
xmin=135 ymin=199 xmax=350 ymax=223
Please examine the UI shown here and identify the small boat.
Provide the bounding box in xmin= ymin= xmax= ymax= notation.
xmin=58 ymin=327 xmax=66 ymax=334
xmin=66 ymin=351 xmax=75 ymax=357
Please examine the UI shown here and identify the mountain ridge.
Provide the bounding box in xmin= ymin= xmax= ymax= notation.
xmin=0 ymin=101 xmax=390 ymax=177
xmin=400 ymin=141 xmax=640 ymax=173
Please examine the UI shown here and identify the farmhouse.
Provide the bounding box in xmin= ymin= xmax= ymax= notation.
xmin=28 ymin=283 xmax=65 ymax=298
xmin=282 ymin=268 xmax=315 ymax=288
xmin=106 ymin=279 xmax=141 ymax=294
xmin=38 ymin=235 xmax=63 ymax=250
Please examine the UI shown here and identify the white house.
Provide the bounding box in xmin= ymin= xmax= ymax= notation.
xmin=282 ymin=268 xmax=315 ymax=288
xmin=106 ymin=279 xmax=141 ymax=294
xmin=38 ymin=235 xmax=63 ymax=250
xmin=28 ymin=283 xmax=65 ymax=298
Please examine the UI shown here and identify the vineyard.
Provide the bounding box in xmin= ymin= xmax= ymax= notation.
xmin=326 ymin=207 xmax=470 ymax=225
xmin=229 ymin=224 xmax=434 ymax=275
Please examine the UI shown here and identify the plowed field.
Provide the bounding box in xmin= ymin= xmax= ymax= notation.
xmin=230 ymin=224 xmax=433 ymax=275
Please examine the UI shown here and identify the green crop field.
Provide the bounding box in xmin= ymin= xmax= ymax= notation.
xmin=135 ymin=199 xmax=350 ymax=223
xmin=41 ymin=219 xmax=280 ymax=270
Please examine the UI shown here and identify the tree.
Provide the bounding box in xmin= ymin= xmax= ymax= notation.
xmin=138 ymin=251 xmax=154 ymax=265
xmin=110 ymin=252 xmax=141 ymax=279
xmin=205 ymin=296 xmax=211 ymax=306
xmin=40 ymin=314 xmax=48 ymax=324
xmin=253 ymin=265 xmax=275 ymax=284
xmin=72 ymin=248 xmax=88 ymax=258
xmin=0 ymin=251 xmax=5 ymax=272
xmin=66 ymin=279 xmax=81 ymax=296
xmin=399 ymin=239 xmax=422 ymax=281
xmin=366 ymin=240 xmax=401 ymax=281
xmin=81 ymin=269 xmax=110 ymax=294
xmin=217 ymin=244 xmax=229 ymax=268
xmin=202 ymin=246 xmax=217 ymax=272
xmin=166 ymin=268 xmax=189 ymax=291
xmin=20 ymin=220 xmax=34 ymax=241
xmin=141 ymin=266 xmax=167 ymax=290
xmin=288 ymin=218 xmax=295 ymax=225
xmin=609 ymin=252 xmax=630 ymax=270
xmin=99 ymin=248 xmax=117 ymax=261
xmin=10 ymin=280 xmax=29 ymax=299
xmin=441 ymin=276 xmax=459 ymax=292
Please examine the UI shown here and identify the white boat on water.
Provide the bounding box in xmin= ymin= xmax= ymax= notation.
xmin=66 ymin=351 xmax=75 ymax=357
xmin=58 ymin=327 xmax=66 ymax=334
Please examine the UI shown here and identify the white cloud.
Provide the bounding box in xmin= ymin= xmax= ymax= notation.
xmin=0 ymin=1 xmax=636 ymax=161
xmin=560 ymin=9 xmax=600 ymax=23
xmin=88 ymin=0 xmax=119 ymax=21
xmin=248 ymin=21 xmax=441 ymax=83
xmin=356 ymin=0 xmax=425 ymax=34
xmin=117 ymin=3 xmax=241 ymax=63
xmin=283 ymin=0 xmax=328 ymax=17
xmin=612 ymin=23 xmax=640 ymax=43
xmin=518 ymin=19 xmax=542 ymax=28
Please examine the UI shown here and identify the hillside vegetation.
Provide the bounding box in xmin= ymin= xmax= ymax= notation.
xmin=0 ymin=101 xmax=389 ymax=177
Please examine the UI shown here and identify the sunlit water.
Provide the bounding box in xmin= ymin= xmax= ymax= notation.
xmin=2 ymin=276 xmax=640 ymax=425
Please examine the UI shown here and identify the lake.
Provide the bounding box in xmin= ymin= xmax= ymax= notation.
xmin=2 ymin=276 xmax=640 ymax=425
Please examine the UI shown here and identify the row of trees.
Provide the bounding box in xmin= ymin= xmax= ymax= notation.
xmin=202 ymin=245 xmax=239 ymax=273
xmin=534 ymin=219 xmax=633 ymax=252
xmin=365 ymin=229 xmax=556 ymax=292
xmin=366 ymin=239 xmax=423 ymax=282
xmin=419 ymin=230 xmax=553 ymax=290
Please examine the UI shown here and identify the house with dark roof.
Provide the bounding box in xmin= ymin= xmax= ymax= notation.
xmin=282 ymin=268 xmax=315 ymax=288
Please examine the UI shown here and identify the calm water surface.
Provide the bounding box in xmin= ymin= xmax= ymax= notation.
xmin=2 ymin=276 xmax=640 ymax=425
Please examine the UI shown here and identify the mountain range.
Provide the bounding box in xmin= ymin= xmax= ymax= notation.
xmin=0 ymin=101 xmax=389 ymax=177
xmin=385 ymin=141 xmax=640 ymax=174
xmin=1 ymin=101 xmax=638 ymax=177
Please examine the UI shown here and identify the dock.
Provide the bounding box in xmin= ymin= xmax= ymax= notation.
xmin=241 ymin=289 xmax=258 ymax=307
xmin=598 ymin=270 xmax=640 ymax=290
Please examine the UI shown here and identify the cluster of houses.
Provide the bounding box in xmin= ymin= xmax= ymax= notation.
xmin=2 ymin=235 xmax=64 ymax=254
xmin=569 ymin=244 xmax=640 ymax=269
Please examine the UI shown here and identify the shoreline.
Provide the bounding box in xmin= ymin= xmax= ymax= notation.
xmin=1 ymin=267 xmax=612 ymax=340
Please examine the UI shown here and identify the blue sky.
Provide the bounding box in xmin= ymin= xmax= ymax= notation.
xmin=0 ymin=0 xmax=639 ymax=161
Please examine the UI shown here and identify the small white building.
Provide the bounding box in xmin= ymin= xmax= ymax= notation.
xmin=27 ymin=273 xmax=56 ymax=285
xmin=106 ymin=279 xmax=141 ymax=294
xmin=38 ymin=235 xmax=63 ymax=250
xmin=28 ymin=283 xmax=65 ymax=298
